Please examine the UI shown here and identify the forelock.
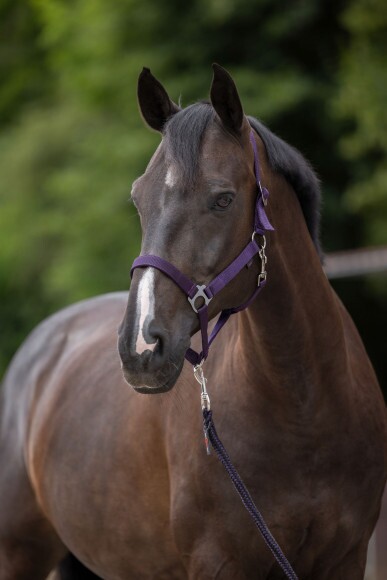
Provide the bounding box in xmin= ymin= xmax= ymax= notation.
xmin=163 ymin=102 xmax=216 ymax=185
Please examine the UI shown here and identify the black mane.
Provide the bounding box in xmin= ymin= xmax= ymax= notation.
xmin=248 ymin=116 xmax=321 ymax=257
xmin=164 ymin=103 xmax=322 ymax=256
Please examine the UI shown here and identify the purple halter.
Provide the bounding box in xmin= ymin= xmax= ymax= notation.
xmin=130 ymin=130 xmax=274 ymax=366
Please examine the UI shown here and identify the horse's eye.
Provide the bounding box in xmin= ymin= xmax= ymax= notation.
xmin=213 ymin=194 xmax=234 ymax=211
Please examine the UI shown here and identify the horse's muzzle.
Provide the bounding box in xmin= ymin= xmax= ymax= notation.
xmin=117 ymin=326 xmax=187 ymax=394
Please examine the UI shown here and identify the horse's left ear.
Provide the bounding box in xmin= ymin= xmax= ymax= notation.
xmin=137 ymin=67 xmax=180 ymax=132
xmin=210 ymin=63 xmax=244 ymax=134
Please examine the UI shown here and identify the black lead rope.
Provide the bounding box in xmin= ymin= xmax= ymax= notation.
xmin=202 ymin=409 xmax=299 ymax=580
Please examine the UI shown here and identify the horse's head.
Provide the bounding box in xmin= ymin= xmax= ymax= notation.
xmin=118 ymin=64 xmax=266 ymax=393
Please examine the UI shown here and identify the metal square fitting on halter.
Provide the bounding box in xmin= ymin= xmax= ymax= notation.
xmin=130 ymin=129 xmax=274 ymax=366
xmin=188 ymin=285 xmax=213 ymax=313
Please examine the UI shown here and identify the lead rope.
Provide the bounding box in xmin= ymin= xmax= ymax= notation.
xmin=194 ymin=364 xmax=299 ymax=580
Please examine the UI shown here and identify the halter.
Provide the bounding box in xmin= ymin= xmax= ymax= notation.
xmin=130 ymin=130 xmax=274 ymax=366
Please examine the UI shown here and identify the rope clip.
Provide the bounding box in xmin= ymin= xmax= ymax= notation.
xmin=193 ymin=361 xmax=211 ymax=411
xmin=193 ymin=362 xmax=211 ymax=454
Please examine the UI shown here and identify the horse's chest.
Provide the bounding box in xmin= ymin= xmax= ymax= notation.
xmin=169 ymin=417 xmax=367 ymax=577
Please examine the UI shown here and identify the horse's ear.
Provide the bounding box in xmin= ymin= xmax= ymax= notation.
xmin=137 ymin=67 xmax=180 ymax=132
xmin=210 ymin=63 xmax=244 ymax=134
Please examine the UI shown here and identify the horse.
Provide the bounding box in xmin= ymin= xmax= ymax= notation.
xmin=0 ymin=64 xmax=386 ymax=580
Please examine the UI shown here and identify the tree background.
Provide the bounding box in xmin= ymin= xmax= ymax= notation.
xmin=0 ymin=0 xmax=386 ymax=393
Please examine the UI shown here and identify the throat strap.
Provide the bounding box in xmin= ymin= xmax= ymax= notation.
xmin=130 ymin=129 xmax=273 ymax=365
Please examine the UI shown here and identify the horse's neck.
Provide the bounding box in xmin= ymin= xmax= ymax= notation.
xmin=236 ymin=179 xmax=348 ymax=411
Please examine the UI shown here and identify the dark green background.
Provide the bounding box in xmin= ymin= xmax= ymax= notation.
xmin=1 ymin=0 xmax=386 ymax=393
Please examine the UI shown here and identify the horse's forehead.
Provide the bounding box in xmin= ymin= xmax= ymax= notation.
xmin=132 ymin=127 xmax=249 ymax=196
xmin=199 ymin=131 xmax=250 ymax=182
xmin=165 ymin=165 xmax=178 ymax=188
xmin=201 ymin=127 xmax=248 ymax=166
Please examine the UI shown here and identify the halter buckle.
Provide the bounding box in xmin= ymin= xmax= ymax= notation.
xmin=188 ymin=285 xmax=212 ymax=313
xmin=258 ymin=181 xmax=268 ymax=206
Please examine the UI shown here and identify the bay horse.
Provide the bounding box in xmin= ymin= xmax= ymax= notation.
xmin=0 ymin=64 xmax=386 ymax=579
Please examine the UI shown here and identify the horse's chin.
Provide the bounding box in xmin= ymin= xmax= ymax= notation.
xmin=122 ymin=357 xmax=184 ymax=395
xmin=131 ymin=383 xmax=174 ymax=394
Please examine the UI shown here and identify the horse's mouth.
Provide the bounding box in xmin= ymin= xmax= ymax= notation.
xmin=131 ymin=383 xmax=173 ymax=394
xmin=121 ymin=358 xmax=184 ymax=395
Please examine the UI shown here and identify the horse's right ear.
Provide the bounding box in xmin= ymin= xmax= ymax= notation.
xmin=137 ymin=68 xmax=180 ymax=132
xmin=210 ymin=63 xmax=244 ymax=135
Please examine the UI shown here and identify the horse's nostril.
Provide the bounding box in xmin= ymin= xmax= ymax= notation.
xmin=148 ymin=325 xmax=166 ymax=357
xmin=137 ymin=338 xmax=159 ymax=358
xmin=132 ymin=322 xmax=167 ymax=363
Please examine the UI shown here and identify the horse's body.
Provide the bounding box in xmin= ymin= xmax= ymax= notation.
xmin=1 ymin=66 xmax=386 ymax=579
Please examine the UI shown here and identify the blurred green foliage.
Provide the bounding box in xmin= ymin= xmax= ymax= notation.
xmin=0 ymin=0 xmax=386 ymax=388
xmin=334 ymin=0 xmax=387 ymax=245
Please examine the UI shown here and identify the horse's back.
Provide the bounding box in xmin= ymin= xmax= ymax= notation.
xmin=1 ymin=291 xmax=127 ymax=444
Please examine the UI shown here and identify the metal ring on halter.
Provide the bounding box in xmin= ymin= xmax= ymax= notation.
xmin=251 ymin=232 xmax=267 ymax=249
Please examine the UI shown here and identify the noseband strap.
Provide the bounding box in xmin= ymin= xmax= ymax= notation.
xmin=130 ymin=130 xmax=274 ymax=365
